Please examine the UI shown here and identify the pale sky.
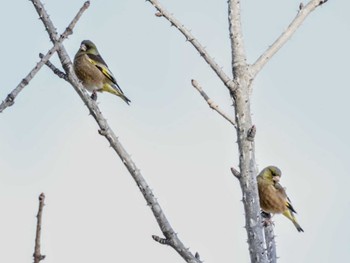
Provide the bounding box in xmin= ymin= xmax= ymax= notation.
xmin=0 ymin=0 xmax=348 ymax=262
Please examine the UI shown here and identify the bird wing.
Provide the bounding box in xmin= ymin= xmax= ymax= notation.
xmin=86 ymin=53 xmax=117 ymax=82
xmin=86 ymin=53 xmax=126 ymax=94
xmin=274 ymin=183 xmax=297 ymax=214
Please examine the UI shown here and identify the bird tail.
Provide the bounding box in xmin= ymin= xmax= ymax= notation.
xmin=293 ymin=221 xmax=304 ymax=233
xmin=103 ymin=83 xmax=131 ymax=105
xmin=283 ymin=210 xmax=304 ymax=232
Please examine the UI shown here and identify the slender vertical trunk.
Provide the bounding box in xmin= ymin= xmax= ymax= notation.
xmin=234 ymin=76 xmax=268 ymax=263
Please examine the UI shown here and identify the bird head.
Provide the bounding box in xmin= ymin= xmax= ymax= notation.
xmin=268 ymin=166 xmax=282 ymax=183
xmin=259 ymin=166 xmax=282 ymax=184
xmin=79 ymin=40 xmax=99 ymax=55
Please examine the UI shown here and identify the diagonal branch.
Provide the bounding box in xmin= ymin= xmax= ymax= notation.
xmin=147 ymin=0 xmax=236 ymax=93
xmin=30 ymin=1 xmax=201 ymax=262
xmin=250 ymin=0 xmax=328 ymax=77
xmin=191 ymin=79 xmax=236 ymax=127
xmin=0 ymin=1 xmax=89 ymax=113
xmin=33 ymin=193 xmax=46 ymax=263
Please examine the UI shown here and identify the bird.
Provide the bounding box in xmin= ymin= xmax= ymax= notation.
xmin=257 ymin=166 xmax=304 ymax=232
xmin=73 ymin=40 xmax=131 ymax=105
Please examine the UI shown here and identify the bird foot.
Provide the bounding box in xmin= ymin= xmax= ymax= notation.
xmin=261 ymin=211 xmax=274 ymax=227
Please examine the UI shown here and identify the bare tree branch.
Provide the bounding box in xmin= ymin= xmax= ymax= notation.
xmin=227 ymin=1 xmax=269 ymax=262
xmin=0 ymin=42 xmax=61 ymax=113
xmin=264 ymin=224 xmax=277 ymax=263
xmin=44 ymin=56 xmax=202 ymax=263
xmin=0 ymin=1 xmax=89 ymax=113
xmin=228 ymin=0 xmax=248 ymax=76
xmin=33 ymin=193 xmax=46 ymax=263
xmin=30 ymin=1 xmax=201 ymax=262
xmin=39 ymin=53 xmax=68 ymax=81
xmin=191 ymin=79 xmax=236 ymax=127
xmin=146 ymin=0 xmax=236 ymax=93
xmin=250 ymin=0 xmax=328 ymax=77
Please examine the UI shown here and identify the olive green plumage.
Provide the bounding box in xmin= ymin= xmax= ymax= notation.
xmin=257 ymin=166 xmax=304 ymax=232
xmin=73 ymin=40 xmax=130 ymax=105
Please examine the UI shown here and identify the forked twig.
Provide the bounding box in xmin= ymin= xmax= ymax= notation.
xmin=0 ymin=1 xmax=90 ymax=113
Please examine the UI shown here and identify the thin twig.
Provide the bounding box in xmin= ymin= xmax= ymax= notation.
xmin=250 ymin=0 xmax=328 ymax=77
xmin=146 ymin=0 xmax=236 ymax=93
xmin=33 ymin=193 xmax=46 ymax=263
xmin=0 ymin=42 xmax=60 ymax=113
xmin=0 ymin=1 xmax=89 ymax=113
xmin=30 ymin=1 xmax=201 ymax=262
xmin=191 ymin=79 xmax=236 ymax=128
xmin=39 ymin=54 xmax=68 ymax=81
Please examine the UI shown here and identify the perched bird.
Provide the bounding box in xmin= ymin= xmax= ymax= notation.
xmin=73 ymin=40 xmax=131 ymax=104
xmin=257 ymin=166 xmax=304 ymax=232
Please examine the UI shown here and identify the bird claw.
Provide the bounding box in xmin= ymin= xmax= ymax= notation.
xmin=261 ymin=211 xmax=274 ymax=227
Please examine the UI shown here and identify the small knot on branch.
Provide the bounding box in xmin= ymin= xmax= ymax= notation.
xmin=98 ymin=129 xmax=108 ymax=136
xmin=63 ymin=27 xmax=73 ymax=36
xmin=22 ymin=78 xmax=29 ymax=86
xmin=230 ymin=167 xmax=241 ymax=179
xmin=84 ymin=1 xmax=90 ymax=7
xmin=39 ymin=193 xmax=45 ymax=202
xmin=299 ymin=2 xmax=304 ymax=10
xmin=195 ymin=252 xmax=201 ymax=260
xmin=152 ymin=235 xmax=170 ymax=245
xmin=33 ymin=253 xmax=46 ymax=262
xmin=247 ymin=125 xmax=256 ymax=141
xmin=155 ymin=11 xmax=163 ymax=17
xmin=319 ymin=0 xmax=328 ymax=5
xmin=5 ymin=94 xmax=15 ymax=106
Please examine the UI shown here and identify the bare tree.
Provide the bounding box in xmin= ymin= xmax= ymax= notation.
xmin=1 ymin=1 xmax=328 ymax=263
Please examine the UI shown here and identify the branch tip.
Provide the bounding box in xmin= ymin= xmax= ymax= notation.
xmin=152 ymin=235 xmax=170 ymax=245
xmin=39 ymin=193 xmax=45 ymax=202
xmin=230 ymin=167 xmax=241 ymax=178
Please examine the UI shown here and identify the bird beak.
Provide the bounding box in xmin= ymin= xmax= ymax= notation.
xmin=80 ymin=44 xmax=87 ymax=52
xmin=273 ymin=176 xmax=280 ymax=183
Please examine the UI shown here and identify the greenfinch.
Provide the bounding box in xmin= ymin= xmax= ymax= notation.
xmin=73 ymin=40 xmax=131 ymax=104
xmin=257 ymin=166 xmax=304 ymax=232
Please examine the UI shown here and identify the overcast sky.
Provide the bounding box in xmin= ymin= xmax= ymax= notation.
xmin=0 ymin=0 xmax=348 ymax=262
